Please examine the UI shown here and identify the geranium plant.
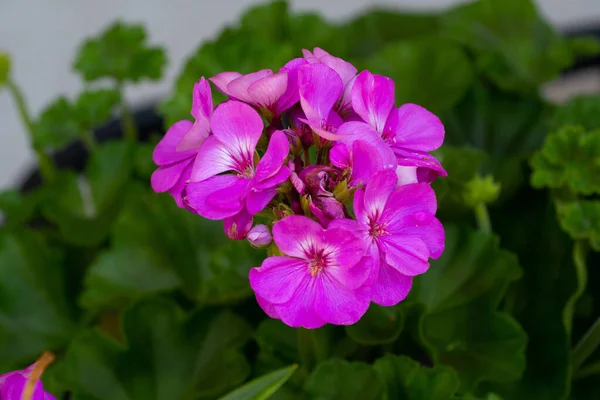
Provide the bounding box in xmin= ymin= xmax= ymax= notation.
xmin=0 ymin=0 xmax=600 ymax=399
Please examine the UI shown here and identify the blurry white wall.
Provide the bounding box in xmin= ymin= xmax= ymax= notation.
xmin=1 ymin=0 xmax=599 ymax=189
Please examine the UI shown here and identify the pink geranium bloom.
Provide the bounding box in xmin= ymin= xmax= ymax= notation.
xmin=330 ymin=139 xmax=394 ymax=188
xmin=186 ymin=100 xmax=290 ymax=239
xmin=210 ymin=59 xmax=306 ymax=118
xmin=151 ymin=78 xmax=212 ymax=207
xmin=341 ymin=70 xmax=447 ymax=182
xmin=0 ymin=352 xmax=55 ymax=400
xmin=330 ymin=169 xmax=444 ymax=306
xmin=249 ymin=215 xmax=370 ymax=328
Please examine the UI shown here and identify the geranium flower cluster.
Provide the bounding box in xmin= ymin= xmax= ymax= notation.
xmin=152 ymin=48 xmax=446 ymax=329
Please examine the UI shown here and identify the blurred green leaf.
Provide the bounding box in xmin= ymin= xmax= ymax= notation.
xmin=41 ymin=141 xmax=134 ymax=246
xmin=0 ymin=51 xmax=10 ymax=86
xmin=556 ymin=200 xmax=600 ymax=251
xmin=550 ymin=95 xmax=600 ymax=132
xmin=73 ymin=89 xmax=121 ymax=130
xmin=288 ymin=13 xmax=340 ymax=54
xmin=219 ymin=364 xmax=298 ymax=400
xmin=345 ymin=304 xmax=404 ymax=346
xmin=55 ymin=299 xmax=251 ymax=400
xmin=0 ymin=190 xmax=36 ymax=227
xmin=441 ymin=0 xmax=580 ymax=92
xmin=74 ymin=21 xmax=166 ymax=83
xmin=373 ymin=354 xmax=459 ymax=399
xmin=133 ymin=141 xmax=156 ymax=179
xmin=415 ymin=225 xmax=526 ymax=390
xmin=364 ymin=38 xmax=473 ymax=112
xmin=305 ymin=360 xmax=384 ymax=400
xmin=0 ymin=230 xmax=75 ymax=370
xmin=33 ymin=97 xmax=79 ymax=150
xmin=530 ymin=126 xmax=600 ymax=196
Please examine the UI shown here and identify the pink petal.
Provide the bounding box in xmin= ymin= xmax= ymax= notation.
xmin=353 ymin=187 xmax=368 ymax=226
xmin=314 ymin=274 xmax=371 ymax=325
xmin=321 ymin=225 xmax=366 ymax=269
xmin=249 ymin=256 xmax=309 ymax=304
xmin=363 ymin=169 xmax=398 ymax=219
xmin=396 ymin=166 xmax=418 ymax=186
xmin=312 ymin=48 xmax=357 ymax=87
xmin=337 ymin=122 xmax=396 ymax=168
xmin=151 ymin=160 xmax=191 ymax=193
xmin=190 ymin=136 xmax=235 ymax=182
xmin=248 ymin=72 xmax=288 ymax=110
xmin=272 ymin=215 xmax=323 ymax=259
xmin=167 ymin=162 xmax=193 ymax=208
xmin=337 ymin=75 xmax=356 ymax=116
xmin=253 ymin=166 xmax=290 ymax=191
xmin=255 ymin=294 xmax=280 ymax=319
xmin=273 ymin=274 xmax=327 ymax=329
xmin=191 ymin=77 xmax=213 ymax=121
xmin=352 ymin=71 xmax=395 ymax=133
xmin=302 ymin=48 xmax=316 ymax=59
xmin=370 ymin=261 xmax=413 ymax=307
xmin=381 ymin=183 xmax=438 ymax=228
xmin=224 ymin=208 xmax=253 ymax=240
xmin=394 ymin=148 xmax=447 ymax=180
xmin=329 ymin=143 xmax=351 ymax=170
xmin=185 ymin=175 xmax=246 ymax=219
xmin=275 ymin=59 xmax=308 ymax=115
xmin=153 ymin=120 xmax=195 ymax=165
xmin=381 ymin=234 xmax=430 ymax=276
xmin=209 ymin=100 xmax=264 ymax=170
xmin=298 ymin=63 xmax=343 ymax=123
xmin=176 ymin=119 xmax=210 ymax=151
xmin=350 ymin=140 xmax=384 ymax=187
xmin=227 ymin=69 xmax=274 ymax=104
xmin=388 ymin=212 xmax=445 ymax=259
xmin=246 ymin=187 xmax=278 ymax=215
xmin=254 ymin=130 xmax=290 ymax=182
xmin=210 ymin=72 xmax=242 ymax=96
xmin=385 ymin=104 xmax=445 ymax=152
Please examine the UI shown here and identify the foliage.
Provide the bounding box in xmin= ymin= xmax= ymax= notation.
xmin=2 ymin=0 xmax=600 ymax=399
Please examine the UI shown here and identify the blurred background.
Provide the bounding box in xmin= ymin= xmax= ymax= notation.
xmin=1 ymin=0 xmax=600 ymax=189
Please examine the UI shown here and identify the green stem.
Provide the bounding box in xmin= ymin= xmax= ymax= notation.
xmin=117 ymin=82 xmax=137 ymax=142
xmin=303 ymin=147 xmax=311 ymax=166
xmin=81 ymin=130 xmax=98 ymax=152
xmin=574 ymin=361 xmax=600 ymax=381
xmin=572 ymin=317 xmax=600 ymax=373
xmin=6 ymin=78 xmax=56 ymax=182
xmin=565 ymin=240 xmax=589 ymax=337
xmin=474 ymin=202 xmax=491 ymax=233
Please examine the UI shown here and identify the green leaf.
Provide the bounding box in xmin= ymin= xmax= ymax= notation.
xmin=530 ymin=126 xmax=600 ymax=196
xmin=0 ymin=51 xmax=10 ymax=86
xmin=414 ymin=225 xmax=526 ymax=390
xmin=556 ymin=200 xmax=600 ymax=251
xmin=73 ymin=89 xmax=121 ymax=130
xmin=549 ymin=95 xmax=600 ymax=132
xmin=33 ymin=97 xmax=79 ymax=150
xmin=364 ymin=37 xmax=473 ymax=112
xmin=0 ymin=230 xmax=75 ymax=370
xmin=219 ymin=365 xmax=298 ymax=400
xmin=373 ymin=354 xmax=459 ymax=399
xmin=133 ymin=141 xmax=157 ymax=179
xmin=54 ymin=298 xmax=251 ymax=400
xmin=345 ymin=304 xmax=404 ymax=346
xmin=80 ymin=247 xmax=181 ymax=309
xmin=73 ymin=21 xmax=166 ymax=83
xmin=305 ymin=360 xmax=384 ymax=400
xmin=441 ymin=0 xmax=577 ymax=92
xmin=0 ymin=190 xmax=36 ymax=227
xmin=41 ymin=140 xmax=134 ymax=246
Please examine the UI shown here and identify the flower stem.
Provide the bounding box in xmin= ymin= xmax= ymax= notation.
xmin=565 ymin=240 xmax=589 ymax=337
xmin=574 ymin=360 xmax=600 ymax=381
xmin=572 ymin=317 xmax=600 ymax=373
xmin=303 ymin=147 xmax=311 ymax=166
xmin=474 ymin=202 xmax=491 ymax=233
xmin=6 ymin=78 xmax=56 ymax=183
xmin=117 ymin=82 xmax=137 ymax=142
xmin=23 ymin=351 xmax=55 ymax=400
xmin=81 ymin=129 xmax=98 ymax=152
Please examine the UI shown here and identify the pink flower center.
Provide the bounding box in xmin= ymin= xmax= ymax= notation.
xmin=368 ymin=219 xmax=388 ymax=239
xmin=235 ymin=156 xmax=255 ymax=179
xmin=320 ymin=118 xmax=338 ymax=133
xmin=308 ymin=250 xmax=329 ymax=277
xmin=382 ymin=130 xmax=396 ymax=144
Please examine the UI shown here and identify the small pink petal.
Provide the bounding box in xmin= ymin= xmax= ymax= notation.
xmin=370 ymin=261 xmax=413 ymax=307
xmin=273 ymin=274 xmax=327 ymax=329
xmin=329 ymin=143 xmax=351 ymax=170
xmin=253 ymin=166 xmax=290 ymax=191
xmin=381 ymin=183 xmax=438 ymax=227
xmin=255 ymin=294 xmax=280 ymax=319
xmin=186 ymin=175 xmax=246 ymax=219
xmin=320 ymin=225 xmax=366 ymax=269
xmin=350 ymin=140 xmax=384 ymax=187
xmin=381 ymin=234 xmax=430 ymax=276
xmin=396 ymin=166 xmax=418 ymax=186
xmin=153 ymin=120 xmax=195 ymax=165
xmin=254 ymin=130 xmax=290 ymax=182
xmin=167 ymin=162 xmax=193 ymax=209
xmin=191 ymin=77 xmax=213 ymax=121
xmin=249 ymin=256 xmax=309 ymax=304
xmin=298 ymin=63 xmax=343 ymax=123
xmin=248 ymin=72 xmax=288 ymax=110
xmin=176 ymin=119 xmax=210 ymax=151
xmin=190 ymin=136 xmax=235 ymax=182
xmin=246 ymin=187 xmax=278 ymax=215
xmin=337 ymin=122 xmax=396 ymax=168
xmin=363 ymin=169 xmax=398 ymax=219
xmin=352 ymin=71 xmax=395 ymax=133
xmin=227 ymin=69 xmax=274 ymax=104
xmin=210 ymin=72 xmax=242 ymax=96
xmin=272 ymin=215 xmax=323 ymax=259
xmin=388 ymin=212 xmax=445 ymax=259
xmin=314 ymin=274 xmax=371 ymax=325
xmin=151 ymin=159 xmax=191 ymax=193
xmin=224 ymin=208 xmax=253 ymax=240
xmin=385 ymin=103 xmax=445 ymax=152
xmin=394 ymin=147 xmax=447 ymax=180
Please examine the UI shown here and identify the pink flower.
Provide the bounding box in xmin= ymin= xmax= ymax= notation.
xmin=210 ymin=59 xmax=306 ymax=118
xmin=151 ymin=78 xmax=212 ymax=207
xmin=330 ymin=170 xmax=444 ymax=306
xmin=341 ymin=70 xmax=447 ymax=182
xmin=249 ymin=215 xmax=370 ymax=328
xmin=186 ymin=101 xmax=290 ymax=238
xmin=0 ymin=352 xmax=55 ymax=400
xmin=330 ymin=139 xmax=392 ymax=188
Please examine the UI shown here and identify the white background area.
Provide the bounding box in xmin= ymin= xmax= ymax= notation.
xmin=1 ymin=0 xmax=600 ymax=188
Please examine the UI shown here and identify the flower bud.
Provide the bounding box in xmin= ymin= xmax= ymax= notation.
xmin=247 ymin=225 xmax=273 ymax=248
xmin=310 ymin=196 xmax=346 ymax=227
xmin=463 ymin=175 xmax=501 ymax=207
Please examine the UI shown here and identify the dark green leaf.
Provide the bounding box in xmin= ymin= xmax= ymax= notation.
xmin=80 ymin=247 xmax=181 ymax=309
xmin=373 ymin=354 xmax=459 ymax=400
xmin=305 ymin=360 xmax=384 ymax=400
xmin=73 ymin=21 xmax=166 ymax=83
xmin=219 ymin=364 xmax=298 ymax=400
xmin=0 ymin=51 xmax=10 ymax=86
xmin=0 ymin=230 xmax=75 ymax=370
xmin=556 ymin=200 xmax=600 ymax=251
xmin=530 ymin=126 xmax=600 ymax=196
xmin=33 ymin=97 xmax=79 ymax=150
xmin=364 ymin=38 xmax=473 ymax=112
xmin=133 ymin=141 xmax=156 ymax=179
xmin=288 ymin=13 xmax=340 ymax=55
xmin=73 ymin=89 xmax=121 ymax=130
xmin=345 ymin=304 xmax=404 ymax=345
xmin=0 ymin=190 xmax=36 ymax=227
xmin=54 ymin=298 xmax=251 ymax=400
xmin=414 ymin=225 xmax=526 ymax=390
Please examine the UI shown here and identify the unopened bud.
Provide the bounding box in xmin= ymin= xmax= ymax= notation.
xmin=247 ymin=224 xmax=272 ymax=248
